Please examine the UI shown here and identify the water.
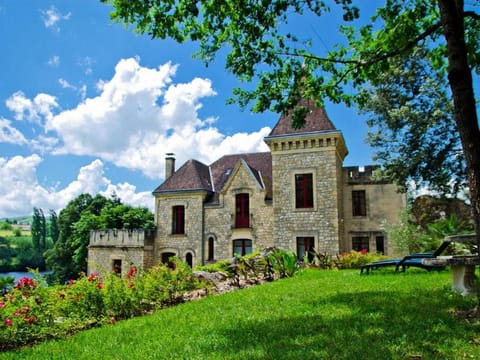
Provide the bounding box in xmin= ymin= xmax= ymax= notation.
xmin=0 ymin=271 xmax=51 ymax=283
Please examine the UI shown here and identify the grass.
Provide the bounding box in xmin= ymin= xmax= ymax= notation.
xmin=1 ymin=269 xmax=480 ymax=359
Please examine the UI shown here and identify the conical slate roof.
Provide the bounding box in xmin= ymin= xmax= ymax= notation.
xmin=268 ymin=98 xmax=336 ymax=137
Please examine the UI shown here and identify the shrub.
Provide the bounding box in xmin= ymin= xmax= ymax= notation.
xmin=335 ymin=250 xmax=388 ymax=269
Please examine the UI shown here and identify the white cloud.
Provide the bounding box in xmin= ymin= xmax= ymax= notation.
xmin=45 ymin=57 xmax=270 ymax=179
xmin=6 ymin=91 xmax=58 ymax=123
xmin=0 ymin=156 xmax=152 ymax=218
xmin=41 ymin=6 xmax=71 ymax=32
xmin=0 ymin=118 xmax=27 ymax=145
xmin=48 ymin=56 xmax=60 ymax=67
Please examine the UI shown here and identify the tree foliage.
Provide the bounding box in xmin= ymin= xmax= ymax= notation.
xmin=45 ymin=193 xmax=154 ymax=284
xmin=359 ymin=48 xmax=465 ymax=194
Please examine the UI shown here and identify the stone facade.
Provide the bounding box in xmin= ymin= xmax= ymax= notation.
xmin=87 ymin=100 xmax=406 ymax=275
xmin=88 ymin=229 xmax=155 ymax=275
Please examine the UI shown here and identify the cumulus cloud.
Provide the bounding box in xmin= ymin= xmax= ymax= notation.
xmin=1 ymin=58 xmax=272 ymax=216
xmin=41 ymin=6 xmax=71 ymax=32
xmin=0 ymin=118 xmax=28 ymax=145
xmin=0 ymin=156 xmax=152 ymax=218
xmin=45 ymin=57 xmax=270 ymax=179
xmin=6 ymin=91 xmax=58 ymax=123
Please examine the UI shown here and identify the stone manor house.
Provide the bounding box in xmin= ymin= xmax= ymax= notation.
xmin=88 ymin=99 xmax=406 ymax=275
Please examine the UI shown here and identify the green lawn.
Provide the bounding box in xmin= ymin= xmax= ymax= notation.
xmin=2 ymin=269 xmax=479 ymax=359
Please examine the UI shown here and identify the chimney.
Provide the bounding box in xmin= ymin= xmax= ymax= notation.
xmin=165 ymin=153 xmax=175 ymax=180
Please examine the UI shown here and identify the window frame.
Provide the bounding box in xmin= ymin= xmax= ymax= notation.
xmin=352 ymin=190 xmax=367 ymax=217
xmin=233 ymin=239 xmax=252 ymax=256
xmin=352 ymin=236 xmax=370 ymax=252
xmin=296 ymin=236 xmax=315 ymax=262
xmin=235 ymin=193 xmax=250 ymax=228
xmin=295 ymin=173 xmax=314 ymax=209
xmin=172 ymin=205 xmax=185 ymax=235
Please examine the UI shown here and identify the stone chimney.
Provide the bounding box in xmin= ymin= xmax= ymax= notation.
xmin=165 ymin=153 xmax=175 ymax=179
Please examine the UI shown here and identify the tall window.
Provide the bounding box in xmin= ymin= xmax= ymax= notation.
xmin=352 ymin=236 xmax=369 ymax=252
xmin=295 ymin=174 xmax=314 ymax=208
xmin=235 ymin=193 xmax=250 ymax=228
xmin=233 ymin=239 xmax=252 ymax=256
xmin=352 ymin=190 xmax=367 ymax=216
xmin=296 ymin=237 xmax=315 ymax=262
xmin=172 ymin=205 xmax=185 ymax=234
xmin=208 ymin=237 xmax=215 ymax=261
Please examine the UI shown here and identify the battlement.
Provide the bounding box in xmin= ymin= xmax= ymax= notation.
xmin=344 ymin=165 xmax=388 ymax=184
xmin=89 ymin=228 xmax=155 ymax=248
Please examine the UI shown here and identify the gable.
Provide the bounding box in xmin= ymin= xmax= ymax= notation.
xmin=220 ymin=159 xmax=265 ymax=194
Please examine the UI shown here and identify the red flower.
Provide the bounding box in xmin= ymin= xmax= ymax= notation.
xmin=15 ymin=277 xmax=36 ymax=290
xmin=0 ymin=301 xmax=5 ymax=308
xmin=97 ymin=282 xmax=103 ymax=290
xmin=360 ymin=249 xmax=368 ymax=255
xmin=126 ymin=266 xmax=137 ymax=279
xmin=67 ymin=279 xmax=76 ymax=287
xmin=4 ymin=318 xmax=12 ymax=326
xmin=88 ymin=273 xmax=100 ymax=282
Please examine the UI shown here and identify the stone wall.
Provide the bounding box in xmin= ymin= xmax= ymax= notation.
xmin=154 ymin=192 xmax=206 ymax=268
xmin=204 ymin=163 xmax=274 ymax=261
xmin=266 ymin=132 xmax=347 ymax=255
xmin=342 ymin=166 xmax=407 ymax=255
xmin=88 ymin=229 xmax=155 ymax=276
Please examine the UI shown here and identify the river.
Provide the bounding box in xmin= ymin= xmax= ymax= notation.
xmin=0 ymin=271 xmax=51 ymax=283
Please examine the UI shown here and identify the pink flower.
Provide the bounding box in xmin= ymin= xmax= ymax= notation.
xmin=4 ymin=318 xmax=12 ymax=326
xmin=0 ymin=301 xmax=5 ymax=308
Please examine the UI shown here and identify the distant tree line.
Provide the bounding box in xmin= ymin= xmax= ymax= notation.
xmin=0 ymin=209 xmax=58 ymax=272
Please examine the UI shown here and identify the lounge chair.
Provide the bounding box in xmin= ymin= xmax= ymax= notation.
xmin=360 ymin=239 xmax=452 ymax=274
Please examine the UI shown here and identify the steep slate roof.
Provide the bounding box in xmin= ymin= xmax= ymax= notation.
xmin=209 ymin=152 xmax=272 ymax=201
xmin=152 ymin=152 xmax=272 ymax=203
xmin=153 ymin=159 xmax=212 ymax=194
xmin=268 ymin=98 xmax=336 ymax=137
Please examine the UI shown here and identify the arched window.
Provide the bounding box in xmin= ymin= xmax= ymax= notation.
xmin=161 ymin=252 xmax=176 ymax=269
xmin=185 ymin=252 xmax=193 ymax=268
xmin=208 ymin=237 xmax=214 ymax=261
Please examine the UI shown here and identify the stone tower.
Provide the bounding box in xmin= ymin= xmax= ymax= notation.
xmin=264 ymin=99 xmax=348 ymax=257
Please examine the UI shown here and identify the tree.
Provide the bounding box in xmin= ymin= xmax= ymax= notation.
xmin=359 ymin=48 xmax=465 ymax=194
xmin=101 ymin=0 xmax=480 ymax=248
xmin=31 ymin=207 xmax=47 ymax=257
xmin=48 ymin=209 xmax=59 ymax=244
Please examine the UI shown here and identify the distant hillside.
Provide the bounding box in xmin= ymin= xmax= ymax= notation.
xmin=0 ymin=215 xmax=32 ymax=225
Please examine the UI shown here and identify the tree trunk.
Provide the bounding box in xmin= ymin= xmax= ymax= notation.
xmin=437 ymin=0 xmax=480 ymax=252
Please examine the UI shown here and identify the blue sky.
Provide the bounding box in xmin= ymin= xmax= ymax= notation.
xmin=0 ymin=0 xmax=381 ymax=218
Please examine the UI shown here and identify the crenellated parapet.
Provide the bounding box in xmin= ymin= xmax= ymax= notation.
xmin=89 ymin=228 xmax=155 ymax=248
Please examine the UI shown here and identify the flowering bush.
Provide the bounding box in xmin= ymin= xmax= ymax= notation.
xmin=0 ymin=260 xmax=206 ymax=351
